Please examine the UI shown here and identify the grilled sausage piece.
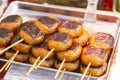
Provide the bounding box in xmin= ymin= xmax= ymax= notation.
xmin=48 ymin=32 xmax=72 ymax=51
xmin=80 ymin=45 xmax=110 ymax=67
xmin=29 ymin=55 xmax=55 ymax=67
xmin=19 ymin=20 xmax=45 ymax=45
xmin=55 ymin=59 xmax=80 ymax=71
xmin=80 ymin=62 xmax=107 ymax=77
xmin=38 ymin=16 xmax=60 ymax=35
xmin=57 ymin=42 xmax=82 ymax=61
xmin=58 ymin=20 xmax=83 ymax=38
xmin=89 ymin=32 xmax=114 ymax=50
xmin=0 ymin=15 xmax=22 ymax=32
xmin=11 ymin=34 xmax=32 ymax=53
xmin=32 ymin=40 xmax=55 ymax=59
xmin=5 ymin=49 xmax=29 ymax=62
xmin=74 ymin=29 xmax=89 ymax=46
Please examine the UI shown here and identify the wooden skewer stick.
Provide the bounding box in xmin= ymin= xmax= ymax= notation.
xmin=25 ymin=56 xmax=40 ymax=77
xmin=0 ymin=39 xmax=23 ymax=55
xmin=35 ymin=48 xmax=55 ymax=69
xmin=5 ymin=50 xmax=19 ymax=70
xmin=0 ymin=50 xmax=19 ymax=73
xmin=0 ymin=60 xmax=10 ymax=73
xmin=58 ymin=68 xmax=66 ymax=80
xmin=53 ymin=58 xmax=66 ymax=80
xmin=86 ymin=73 xmax=91 ymax=80
xmin=80 ymin=62 xmax=91 ymax=80
xmin=22 ymin=56 xmax=40 ymax=80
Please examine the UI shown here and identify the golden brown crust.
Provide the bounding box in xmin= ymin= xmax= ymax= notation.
xmin=12 ymin=43 xmax=32 ymax=53
xmin=18 ymin=20 xmax=45 ymax=45
xmin=80 ymin=62 xmax=107 ymax=76
xmin=0 ymin=15 xmax=22 ymax=32
xmin=80 ymin=45 xmax=110 ymax=67
xmin=48 ymin=32 xmax=72 ymax=51
xmin=38 ymin=16 xmax=60 ymax=35
xmin=56 ymin=42 xmax=82 ymax=61
xmin=74 ymin=29 xmax=89 ymax=46
xmin=89 ymin=32 xmax=114 ymax=50
xmin=58 ymin=20 xmax=83 ymax=38
xmin=55 ymin=59 xmax=80 ymax=71
xmin=32 ymin=45 xmax=55 ymax=59
xmin=29 ymin=55 xmax=55 ymax=67
xmin=11 ymin=34 xmax=32 ymax=53
xmin=5 ymin=49 xmax=29 ymax=62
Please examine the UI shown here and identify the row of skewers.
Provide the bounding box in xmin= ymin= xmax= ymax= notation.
xmin=0 ymin=14 xmax=114 ymax=80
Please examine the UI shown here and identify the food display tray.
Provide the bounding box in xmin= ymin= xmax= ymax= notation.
xmin=1 ymin=1 xmax=120 ymax=80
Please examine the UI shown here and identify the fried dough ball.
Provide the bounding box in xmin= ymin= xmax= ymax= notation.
xmin=80 ymin=45 xmax=110 ymax=67
xmin=5 ymin=49 xmax=29 ymax=62
xmin=57 ymin=42 xmax=82 ymax=61
xmin=18 ymin=20 xmax=44 ymax=45
xmin=29 ymin=55 xmax=55 ymax=67
xmin=80 ymin=62 xmax=107 ymax=76
xmin=89 ymin=32 xmax=114 ymax=50
xmin=38 ymin=16 xmax=60 ymax=35
xmin=74 ymin=29 xmax=89 ymax=46
xmin=55 ymin=59 xmax=80 ymax=71
xmin=11 ymin=34 xmax=32 ymax=53
xmin=0 ymin=15 xmax=22 ymax=32
xmin=0 ymin=28 xmax=14 ymax=47
xmin=32 ymin=40 xmax=55 ymax=59
xmin=48 ymin=32 xmax=72 ymax=51
xmin=58 ymin=20 xmax=83 ymax=38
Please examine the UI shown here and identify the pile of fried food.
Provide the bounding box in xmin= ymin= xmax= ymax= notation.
xmin=0 ymin=14 xmax=114 ymax=77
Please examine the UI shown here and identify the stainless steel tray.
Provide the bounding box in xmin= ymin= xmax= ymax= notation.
xmin=1 ymin=1 xmax=120 ymax=80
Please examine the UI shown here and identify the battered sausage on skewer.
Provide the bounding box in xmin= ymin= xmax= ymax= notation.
xmin=11 ymin=34 xmax=32 ymax=53
xmin=74 ymin=30 xmax=89 ymax=46
xmin=58 ymin=20 xmax=83 ymax=38
xmin=29 ymin=55 xmax=55 ymax=67
xmin=38 ymin=16 xmax=60 ymax=35
xmin=80 ymin=45 xmax=110 ymax=67
xmin=48 ymin=32 xmax=72 ymax=51
xmin=5 ymin=49 xmax=29 ymax=62
xmin=80 ymin=62 xmax=107 ymax=76
xmin=0 ymin=15 xmax=22 ymax=32
xmin=55 ymin=59 xmax=80 ymax=71
xmin=19 ymin=20 xmax=45 ymax=45
xmin=89 ymin=32 xmax=114 ymax=50
xmin=56 ymin=42 xmax=82 ymax=62
xmin=32 ymin=40 xmax=55 ymax=59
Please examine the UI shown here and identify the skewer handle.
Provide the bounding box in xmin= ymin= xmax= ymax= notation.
xmin=0 ymin=60 xmax=10 ymax=73
xmin=80 ymin=62 xmax=91 ymax=80
xmin=0 ymin=39 xmax=23 ymax=55
xmin=86 ymin=74 xmax=91 ymax=80
xmin=35 ymin=48 xmax=55 ymax=69
xmin=53 ymin=58 xmax=66 ymax=80
xmin=58 ymin=68 xmax=66 ymax=80
xmin=25 ymin=56 xmax=40 ymax=77
xmin=5 ymin=50 xmax=19 ymax=70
